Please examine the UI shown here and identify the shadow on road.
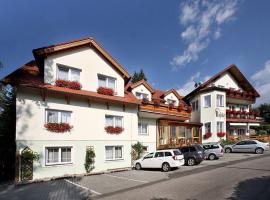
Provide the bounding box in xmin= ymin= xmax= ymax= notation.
xmin=227 ymin=176 xmax=270 ymax=200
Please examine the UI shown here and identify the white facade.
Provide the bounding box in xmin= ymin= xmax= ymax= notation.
xmin=164 ymin=92 xmax=179 ymax=106
xmin=131 ymin=84 xmax=152 ymax=101
xmin=189 ymin=71 xmax=259 ymax=143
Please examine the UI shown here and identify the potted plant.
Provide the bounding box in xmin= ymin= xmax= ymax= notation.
xmin=203 ymin=132 xmax=212 ymax=139
xmin=44 ymin=123 xmax=73 ymax=133
xmin=55 ymin=79 xmax=82 ymax=90
xmin=97 ymin=87 xmax=114 ymax=96
xmin=105 ymin=126 xmax=124 ymax=134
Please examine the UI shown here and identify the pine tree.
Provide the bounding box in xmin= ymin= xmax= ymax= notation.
xmin=131 ymin=69 xmax=147 ymax=83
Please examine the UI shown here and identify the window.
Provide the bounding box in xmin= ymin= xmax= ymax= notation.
xmin=229 ymin=105 xmax=235 ymax=110
xmin=217 ymin=122 xmax=224 ymax=133
xmin=46 ymin=110 xmax=71 ymax=123
xmin=135 ymin=92 xmax=149 ymax=100
xmin=165 ymin=152 xmax=172 ymax=157
xmin=142 ymin=146 xmax=148 ymax=152
xmin=98 ymin=75 xmax=116 ymax=90
xmin=45 ymin=147 xmax=72 ymax=165
xmin=204 ymin=95 xmax=211 ymax=108
xmin=144 ymin=153 xmax=154 ymax=159
xmin=192 ymin=100 xmax=198 ymax=111
xmin=105 ymin=115 xmax=123 ymax=128
xmin=205 ymin=122 xmax=211 ymax=133
xmin=167 ymin=99 xmax=176 ymax=105
xmin=154 ymin=152 xmax=164 ymax=158
xmin=170 ymin=126 xmax=177 ymax=138
xmin=189 ymin=147 xmax=196 ymax=152
xmin=216 ymin=94 xmax=224 ymax=107
xmin=138 ymin=122 xmax=148 ymax=135
xmin=105 ymin=146 xmax=123 ymax=160
xmin=173 ymin=150 xmax=182 ymax=155
xmin=236 ymin=141 xmax=247 ymax=145
xmin=57 ymin=65 xmax=80 ymax=82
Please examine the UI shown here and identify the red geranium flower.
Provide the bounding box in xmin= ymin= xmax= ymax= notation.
xmin=97 ymin=87 xmax=114 ymax=96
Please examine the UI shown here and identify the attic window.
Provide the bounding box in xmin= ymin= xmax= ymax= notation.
xmin=136 ymin=92 xmax=149 ymax=100
xmin=167 ymin=99 xmax=176 ymax=105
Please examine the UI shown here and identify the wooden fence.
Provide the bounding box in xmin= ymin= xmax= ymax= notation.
xmin=227 ymin=135 xmax=270 ymax=142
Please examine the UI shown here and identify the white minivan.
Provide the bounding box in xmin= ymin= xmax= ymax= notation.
xmin=134 ymin=149 xmax=184 ymax=172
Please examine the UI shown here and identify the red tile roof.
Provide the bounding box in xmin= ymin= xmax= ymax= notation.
xmin=1 ymin=61 xmax=139 ymax=105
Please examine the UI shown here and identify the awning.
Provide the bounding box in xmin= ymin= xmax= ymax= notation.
xmin=229 ymin=123 xmax=247 ymax=126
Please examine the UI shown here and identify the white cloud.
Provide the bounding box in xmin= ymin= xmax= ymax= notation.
xmin=177 ymin=72 xmax=210 ymax=96
xmin=252 ymin=60 xmax=270 ymax=105
xmin=171 ymin=0 xmax=239 ymax=68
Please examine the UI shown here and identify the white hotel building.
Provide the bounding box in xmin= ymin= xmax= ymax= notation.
xmin=2 ymin=37 xmax=201 ymax=181
xmin=184 ymin=65 xmax=261 ymax=143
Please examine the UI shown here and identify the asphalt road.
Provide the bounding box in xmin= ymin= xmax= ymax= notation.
xmin=98 ymin=155 xmax=270 ymax=200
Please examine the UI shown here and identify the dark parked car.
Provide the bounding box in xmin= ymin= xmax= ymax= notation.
xmin=178 ymin=145 xmax=205 ymax=166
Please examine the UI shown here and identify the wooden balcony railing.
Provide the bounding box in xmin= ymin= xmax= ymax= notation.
xmin=226 ymin=110 xmax=261 ymax=122
xmin=227 ymin=135 xmax=270 ymax=143
xmin=226 ymin=88 xmax=256 ymax=102
xmin=140 ymin=99 xmax=191 ymax=118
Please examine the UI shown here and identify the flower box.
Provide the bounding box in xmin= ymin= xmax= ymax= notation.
xmin=44 ymin=123 xmax=73 ymax=133
xmin=217 ymin=132 xmax=226 ymax=138
xmin=55 ymin=79 xmax=81 ymax=90
xmin=105 ymin=126 xmax=124 ymax=134
xmin=168 ymin=103 xmax=174 ymax=110
xmin=203 ymin=132 xmax=212 ymax=139
xmin=142 ymin=98 xmax=149 ymax=105
xmin=97 ymin=87 xmax=114 ymax=96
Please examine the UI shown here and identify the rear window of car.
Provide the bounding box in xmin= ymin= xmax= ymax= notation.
xmin=180 ymin=147 xmax=188 ymax=153
xmin=173 ymin=150 xmax=182 ymax=155
xmin=189 ymin=147 xmax=196 ymax=152
xmin=165 ymin=152 xmax=172 ymax=157
xmin=154 ymin=152 xmax=164 ymax=157
xmin=205 ymin=144 xmax=219 ymax=149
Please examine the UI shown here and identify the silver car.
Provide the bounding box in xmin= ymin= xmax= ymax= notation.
xmin=224 ymin=140 xmax=270 ymax=154
xmin=202 ymin=143 xmax=224 ymax=160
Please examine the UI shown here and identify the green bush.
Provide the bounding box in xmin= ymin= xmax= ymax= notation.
xmin=131 ymin=142 xmax=144 ymax=160
xmin=84 ymin=147 xmax=95 ymax=173
xmin=220 ymin=139 xmax=235 ymax=147
xmin=257 ymin=130 xmax=268 ymax=135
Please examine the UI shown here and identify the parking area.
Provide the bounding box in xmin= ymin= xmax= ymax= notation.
xmin=0 ymin=151 xmax=269 ymax=200
xmin=64 ymin=151 xmax=270 ymax=198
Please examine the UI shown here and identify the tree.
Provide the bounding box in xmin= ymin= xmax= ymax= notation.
xmin=131 ymin=69 xmax=147 ymax=83
xmin=131 ymin=142 xmax=144 ymax=160
xmin=0 ymin=63 xmax=16 ymax=182
xmin=255 ymin=103 xmax=270 ymax=123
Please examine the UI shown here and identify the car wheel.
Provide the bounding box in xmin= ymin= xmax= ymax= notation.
xmin=255 ymin=148 xmax=264 ymax=154
xmin=187 ymin=158 xmax=196 ymax=166
xmin=208 ymin=154 xmax=216 ymax=160
xmin=162 ymin=162 xmax=171 ymax=172
xmin=135 ymin=163 xmax=141 ymax=170
xmin=225 ymin=148 xmax=232 ymax=153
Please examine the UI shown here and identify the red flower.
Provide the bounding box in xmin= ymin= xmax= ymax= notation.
xmin=105 ymin=126 xmax=124 ymax=134
xmin=97 ymin=87 xmax=114 ymax=96
xmin=55 ymin=79 xmax=81 ymax=90
xmin=203 ymin=132 xmax=212 ymax=139
xmin=44 ymin=123 xmax=73 ymax=133
xmin=217 ymin=132 xmax=226 ymax=137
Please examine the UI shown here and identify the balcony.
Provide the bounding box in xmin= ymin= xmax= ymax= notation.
xmin=226 ymin=110 xmax=261 ymax=123
xmin=157 ymin=121 xmax=202 ymax=150
xmin=226 ymin=88 xmax=256 ymax=102
xmin=139 ymin=98 xmax=191 ymax=118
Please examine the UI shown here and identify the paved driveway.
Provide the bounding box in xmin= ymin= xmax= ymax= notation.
xmin=0 ymin=151 xmax=269 ymax=200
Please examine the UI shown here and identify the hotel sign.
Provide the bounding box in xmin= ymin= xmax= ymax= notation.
xmin=215 ymin=108 xmax=225 ymax=118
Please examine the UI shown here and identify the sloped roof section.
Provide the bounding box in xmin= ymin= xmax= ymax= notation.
xmin=184 ymin=64 xmax=260 ymax=100
xmin=127 ymin=79 xmax=155 ymax=93
xmin=162 ymin=89 xmax=183 ymax=100
xmin=1 ymin=60 xmax=139 ymax=105
xmin=33 ymin=37 xmax=131 ymax=82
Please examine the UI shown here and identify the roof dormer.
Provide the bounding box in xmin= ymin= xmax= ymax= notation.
xmin=162 ymin=89 xmax=182 ymax=106
xmin=128 ymin=79 xmax=154 ymax=101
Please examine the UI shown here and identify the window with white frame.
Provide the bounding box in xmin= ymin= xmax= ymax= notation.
xmin=57 ymin=65 xmax=80 ymax=82
xmin=205 ymin=122 xmax=211 ymax=133
xmin=98 ymin=75 xmax=116 ymax=90
xmin=46 ymin=110 xmax=71 ymax=123
xmin=45 ymin=147 xmax=72 ymax=165
xmin=204 ymin=95 xmax=211 ymax=108
xmin=105 ymin=115 xmax=123 ymax=128
xmin=105 ymin=146 xmax=123 ymax=160
xmin=167 ymin=99 xmax=176 ymax=105
xmin=192 ymin=100 xmax=198 ymax=111
xmin=138 ymin=122 xmax=148 ymax=135
xmin=216 ymin=94 xmax=224 ymax=107
xmin=135 ymin=92 xmax=149 ymax=100
xmin=217 ymin=122 xmax=224 ymax=133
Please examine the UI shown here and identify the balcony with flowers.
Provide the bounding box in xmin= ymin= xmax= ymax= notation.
xmin=226 ymin=109 xmax=261 ymax=123
xmin=226 ymin=88 xmax=256 ymax=102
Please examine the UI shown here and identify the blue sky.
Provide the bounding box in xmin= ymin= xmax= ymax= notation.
xmin=1 ymin=0 xmax=270 ymax=104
